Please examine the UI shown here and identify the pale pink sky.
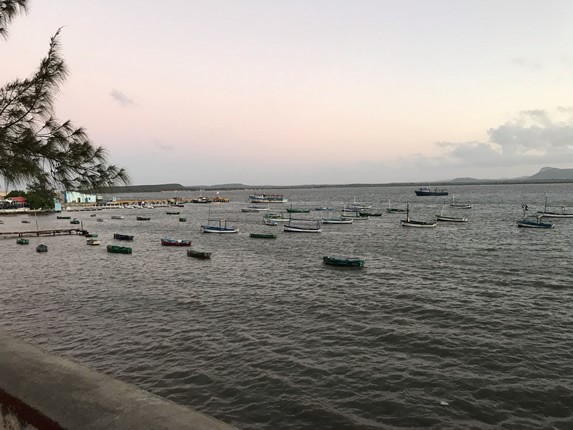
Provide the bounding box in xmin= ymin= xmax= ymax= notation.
xmin=3 ymin=0 xmax=573 ymax=185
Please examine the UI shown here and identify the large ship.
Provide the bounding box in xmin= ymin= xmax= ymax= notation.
xmin=249 ymin=193 xmax=288 ymax=203
xmin=414 ymin=186 xmax=448 ymax=196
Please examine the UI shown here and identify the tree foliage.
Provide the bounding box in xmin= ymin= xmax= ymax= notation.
xmin=0 ymin=0 xmax=129 ymax=191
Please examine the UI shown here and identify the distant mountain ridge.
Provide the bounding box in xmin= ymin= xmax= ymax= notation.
xmin=95 ymin=167 xmax=573 ymax=194
xmin=528 ymin=167 xmax=573 ymax=180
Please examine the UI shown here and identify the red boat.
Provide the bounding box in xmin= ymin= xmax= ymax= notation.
xmin=161 ymin=238 xmax=191 ymax=247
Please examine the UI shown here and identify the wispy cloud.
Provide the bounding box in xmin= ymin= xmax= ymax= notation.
xmin=110 ymin=89 xmax=136 ymax=107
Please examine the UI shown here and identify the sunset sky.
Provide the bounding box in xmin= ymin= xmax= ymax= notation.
xmin=3 ymin=0 xmax=573 ymax=185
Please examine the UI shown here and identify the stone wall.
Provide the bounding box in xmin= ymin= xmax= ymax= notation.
xmin=0 ymin=332 xmax=236 ymax=430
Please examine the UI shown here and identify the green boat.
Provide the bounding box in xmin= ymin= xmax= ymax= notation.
xmin=249 ymin=233 xmax=277 ymax=239
xmin=107 ymin=245 xmax=132 ymax=254
xmin=16 ymin=238 xmax=29 ymax=245
xmin=85 ymin=233 xmax=98 ymax=238
xmin=323 ymin=256 xmax=365 ymax=268
xmin=187 ymin=248 xmax=211 ymax=259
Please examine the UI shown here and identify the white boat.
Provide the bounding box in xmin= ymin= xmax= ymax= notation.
xmin=111 ymin=215 xmax=124 ymax=220
xmin=536 ymin=196 xmax=573 ymax=218
xmin=201 ymin=217 xmax=239 ymax=233
xmin=263 ymin=218 xmax=278 ymax=226
xmin=264 ymin=213 xmax=290 ymax=222
xmin=344 ymin=197 xmax=371 ymax=212
xmin=249 ymin=193 xmax=288 ymax=203
xmin=321 ymin=216 xmax=353 ymax=224
xmin=449 ymin=194 xmax=472 ymax=209
xmin=241 ymin=205 xmax=270 ymax=213
xmin=435 ymin=205 xmax=468 ymax=222
xmin=283 ymin=219 xmax=322 ymax=233
xmin=400 ymin=203 xmax=437 ymax=228
xmin=86 ymin=238 xmax=101 ymax=246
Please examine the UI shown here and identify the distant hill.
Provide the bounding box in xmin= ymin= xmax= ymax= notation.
xmin=97 ymin=183 xmax=186 ymax=193
xmin=527 ymin=167 xmax=573 ymax=181
xmin=449 ymin=177 xmax=481 ymax=183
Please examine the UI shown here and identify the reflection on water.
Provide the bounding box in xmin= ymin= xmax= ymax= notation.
xmin=0 ymin=183 xmax=572 ymax=429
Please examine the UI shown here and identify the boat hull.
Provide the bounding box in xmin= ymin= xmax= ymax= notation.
xmin=201 ymin=225 xmax=239 ymax=233
xmin=284 ymin=224 xmax=322 ymax=233
xmin=517 ymin=220 xmax=555 ymax=228
xmin=400 ymin=220 xmax=437 ymax=228
xmin=161 ymin=238 xmax=192 ymax=246
xmin=436 ymin=216 xmax=468 ymax=222
xmin=323 ymin=256 xmax=365 ymax=268
xmin=187 ymin=249 xmax=211 ymax=259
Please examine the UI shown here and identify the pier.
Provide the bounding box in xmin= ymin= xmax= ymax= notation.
xmin=0 ymin=228 xmax=86 ymax=238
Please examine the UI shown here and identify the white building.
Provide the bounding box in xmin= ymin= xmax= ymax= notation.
xmin=62 ymin=191 xmax=97 ymax=204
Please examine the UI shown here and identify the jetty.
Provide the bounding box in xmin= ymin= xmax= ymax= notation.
xmin=0 ymin=228 xmax=87 ymax=238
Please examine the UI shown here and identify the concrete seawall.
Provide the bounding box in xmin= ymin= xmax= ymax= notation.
xmin=0 ymin=332 xmax=237 ymax=429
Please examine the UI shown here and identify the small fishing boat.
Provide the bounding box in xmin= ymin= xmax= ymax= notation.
xmin=518 ymin=205 xmax=555 ymax=228
xmin=386 ymin=200 xmax=407 ymax=213
xmin=435 ymin=206 xmax=468 ymax=222
xmin=161 ymin=238 xmax=192 ymax=247
xmin=136 ymin=216 xmax=151 ymax=221
xmin=341 ymin=211 xmax=369 ymax=220
xmin=321 ymin=216 xmax=353 ymax=224
xmin=323 ymin=256 xmax=365 ymax=268
xmin=113 ymin=233 xmax=134 ymax=241
xmin=449 ymin=194 xmax=472 ymax=209
xmin=201 ymin=219 xmax=239 ymax=233
xmin=36 ymin=244 xmax=48 ymax=253
xmin=56 ymin=215 xmax=71 ymax=220
xmin=21 ymin=220 xmax=31 ymax=224
xmin=436 ymin=215 xmax=468 ymax=222
xmin=264 ymin=213 xmax=290 ymax=222
xmin=166 ymin=211 xmax=180 ymax=215
xmin=415 ymin=186 xmax=448 ymax=196
xmin=86 ymin=238 xmax=101 ymax=246
xmin=85 ymin=233 xmax=98 ymax=238
xmin=90 ymin=213 xmax=97 ymax=217
xmin=400 ymin=203 xmax=437 ymax=228
xmin=315 ymin=207 xmax=334 ymax=211
xmin=249 ymin=233 xmax=277 ymax=239
xmin=97 ymin=218 xmax=104 ymax=222
xmin=70 ymin=218 xmax=81 ymax=224
xmin=283 ymin=219 xmax=322 ymax=233
xmin=263 ymin=218 xmax=278 ymax=226
xmin=536 ymin=196 xmax=573 ymax=218
xmin=286 ymin=205 xmax=311 ymax=213
xmin=344 ymin=197 xmax=371 ymax=211
xmin=241 ymin=205 xmax=269 ymax=213
xmin=187 ymin=248 xmax=211 ymax=259
xmin=358 ymin=210 xmax=382 ymax=217
xmin=111 ymin=215 xmax=124 ymax=220
xmin=179 ymin=217 xmax=187 ymax=222
xmin=16 ymin=238 xmax=29 ymax=245
xmin=107 ymin=245 xmax=132 ymax=254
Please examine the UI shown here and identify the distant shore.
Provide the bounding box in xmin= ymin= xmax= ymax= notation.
xmin=98 ymin=179 xmax=573 ymax=194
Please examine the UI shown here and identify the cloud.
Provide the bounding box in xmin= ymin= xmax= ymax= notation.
xmin=110 ymin=89 xmax=136 ymax=107
xmin=433 ymin=108 xmax=573 ymax=169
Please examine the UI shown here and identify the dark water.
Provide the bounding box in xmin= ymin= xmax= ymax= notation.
xmin=1 ymin=183 xmax=572 ymax=429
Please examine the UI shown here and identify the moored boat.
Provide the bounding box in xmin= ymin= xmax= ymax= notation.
xmin=56 ymin=215 xmax=71 ymax=220
xmin=241 ymin=205 xmax=269 ymax=213
xmin=136 ymin=216 xmax=151 ymax=221
xmin=400 ymin=203 xmax=437 ymax=228
xmin=161 ymin=238 xmax=192 ymax=247
xmin=323 ymin=256 xmax=365 ymax=268
xmin=166 ymin=211 xmax=180 ymax=215
xmin=386 ymin=200 xmax=407 ymax=213
xmin=536 ymin=196 xmax=573 ymax=218
xmin=249 ymin=233 xmax=277 ymax=239
xmin=201 ymin=219 xmax=239 ymax=233
xmin=321 ymin=216 xmax=353 ymax=224
xmin=113 ymin=233 xmax=134 ymax=241
xmin=436 ymin=215 xmax=468 ymax=222
xmin=249 ymin=193 xmax=288 ymax=203
xmin=450 ymin=194 xmax=472 ymax=209
xmin=415 ymin=186 xmax=448 ymax=196
xmin=283 ymin=219 xmax=322 ymax=233
xmin=86 ymin=238 xmax=101 ymax=246
xmin=518 ymin=205 xmax=555 ymax=228
xmin=70 ymin=218 xmax=81 ymax=224
xmin=263 ymin=218 xmax=278 ymax=226
xmin=16 ymin=238 xmax=29 ymax=245
xmin=111 ymin=215 xmax=124 ymax=220
xmin=107 ymin=244 xmax=132 ymax=254
xmin=179 ymin=217 xmax=187 ymax=222
xmin=187 ymin=248 xmax=212 ymax=259
xmin=36 ymin=244 xmax=48 ymax=252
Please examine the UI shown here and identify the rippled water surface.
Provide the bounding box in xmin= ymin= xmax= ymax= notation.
xmin=1 ymin=184 xmax=572 ymax=429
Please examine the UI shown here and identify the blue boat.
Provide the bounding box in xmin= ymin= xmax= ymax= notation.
xmin=518 ymin=205 xmax=555 ymax=229
xmin=415 ymin=186 xmax=448 ymax=196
